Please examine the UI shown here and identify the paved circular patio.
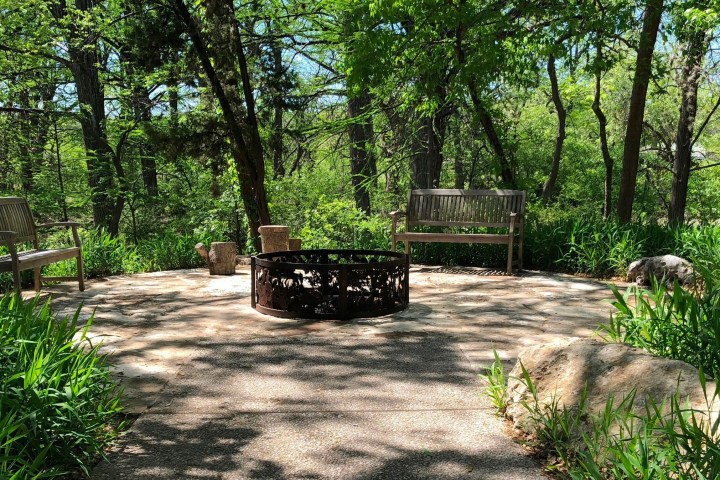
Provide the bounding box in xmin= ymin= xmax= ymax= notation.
xmin=41 ymin=266 xmax=618 ymax=479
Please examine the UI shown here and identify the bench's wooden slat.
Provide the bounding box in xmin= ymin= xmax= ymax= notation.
xmin=393 ymin=232 xmax=511 ymax=244
xmin=407 ymin=220 xmax=512 ymax=228
xmin=0 ymin=248 xmax=80 ymax=271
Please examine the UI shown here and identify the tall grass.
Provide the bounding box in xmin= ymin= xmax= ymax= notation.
xmin=0 ymin=294 xmax=123 ymax=478
xmin=600 ymin=277 xmax=720 ymax=375
xmin=525 ymin=220 xmax=720 ymax=277
xmin=483 ymin=352 xmax=720 ymax=479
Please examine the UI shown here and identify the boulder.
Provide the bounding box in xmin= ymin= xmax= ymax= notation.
xmin=626 ymin=254 xmax=695 ymax=286
xmin=506 ymin=338 xmax=718 ymax=436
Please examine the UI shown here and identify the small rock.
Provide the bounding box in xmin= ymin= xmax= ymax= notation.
xmin=626 ymin=254 xmax=695 ymax=286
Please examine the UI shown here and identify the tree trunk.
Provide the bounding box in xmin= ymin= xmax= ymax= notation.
xmin=542 ymin=54 xmax=566 ymax=204
xmin=173 ymin=0 xmax=271 ymax=250
xmin=410 ymin=113 xmax=447 ymax=189
xmin=468 ymin=87 xmax=515 ymax=188
xmin=50 ymin=0 xmax=122 ymax=234
xmin=132 ymin=86 xmax=159 ymax=197
xmin=17 ymin=84 xmax=55 ymax=193
xmin=617 ymin=0 xmax=664 ymax=223
xmin=454 ymin=157 xmax=465 ymax=189
xmin=348 ymin=90 xmax=376 ymax=213
xmin=592 ymin=70 xmax=614 ymax=220
xmin=453 ymin=25 xmax=516 ymax=189
xmin=669 ymin=29 xmax=708 ymax=225
xmin=68 ymin=43 xmax=120 ymax=234
xmin=270 ymin=29 xmax=285 ymax=179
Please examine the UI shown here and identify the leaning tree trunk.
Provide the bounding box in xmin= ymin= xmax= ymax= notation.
xmin=173 ymin=0 xmax=271 ymax=250
xmin=542 ymin=53 xmax=566 ymax=204
xmin=592 ymin=66 xmax=614 ymax=220
xmin=617 ymin=0 xmax=664 ymax=223
xmin=669 ymin=28 xmax=708 ymax=225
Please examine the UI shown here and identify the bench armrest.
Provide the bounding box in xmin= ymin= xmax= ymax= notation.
xmin=0 ymin=230 xmax=18 ymax=246
xmin=36 ymin=222 xmax=80 ymax=228
xmin=35 ymin=222 xmax=81 ymax=248
xmin=389 ymin=210 xmax=406 ymax=219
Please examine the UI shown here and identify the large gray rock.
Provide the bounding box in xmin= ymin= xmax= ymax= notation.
xmin=626 ymin=254 xmax=695 ymax=286
xmin=506 ymin=338 xmax=718 ymax=436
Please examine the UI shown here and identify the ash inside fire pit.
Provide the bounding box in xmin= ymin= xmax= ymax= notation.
xmin=251 ymin=249 xmax=409 ymax=319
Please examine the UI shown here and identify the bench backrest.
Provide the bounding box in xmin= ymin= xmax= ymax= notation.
xmin=0 ymin=197 xmax=37 ymax=244
xmin=406 ymin=189 xmax=526 ymax=228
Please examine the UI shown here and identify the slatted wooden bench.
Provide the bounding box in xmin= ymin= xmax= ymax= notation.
xmin=390 ymin=189 xmax=527 ymax=274
xmin=0 ymin=197 xmax=84 ymax=293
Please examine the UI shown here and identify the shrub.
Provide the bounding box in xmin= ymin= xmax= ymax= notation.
xmin=136 ymin=231 xmax=212 ymax=271
xmin=0 ymin=294 xmax=123 ymax=478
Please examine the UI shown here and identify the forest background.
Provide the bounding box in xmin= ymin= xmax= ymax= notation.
xmin=2 ymin=0 xmax=720 ymax=287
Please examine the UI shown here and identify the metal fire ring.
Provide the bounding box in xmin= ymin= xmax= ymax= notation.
xmin=251 ymin=249 xmax=410 ymax=320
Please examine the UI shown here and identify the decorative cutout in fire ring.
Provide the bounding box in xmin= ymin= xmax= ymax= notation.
xmin=251 ymin=249 xmax=410 ymax=319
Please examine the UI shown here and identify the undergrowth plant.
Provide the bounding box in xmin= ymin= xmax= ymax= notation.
xmin=484 ymin=354 xmax=720 ymax=479
xmin=600 ymin=274 xmax=720 ymax=375
xmin=483 ymin=349 xmax=510 ymax=415
xmin=0 ymin=294 xmax=124 ymax=478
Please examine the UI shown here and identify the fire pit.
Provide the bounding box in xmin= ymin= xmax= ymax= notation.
xmin=251 ymin=249 xmax=409 ymax=319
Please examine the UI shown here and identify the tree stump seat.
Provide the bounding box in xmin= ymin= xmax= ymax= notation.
xmin=195 ymin=242 xmax=237 ymax=275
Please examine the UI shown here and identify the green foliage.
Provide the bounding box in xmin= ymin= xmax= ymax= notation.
xmin=0 ymin=295 xmax=123 ymax=478
xmin=509 ymin=360 xmax=720 ymax=479
xmin=600 ymin=275 xmax=720 ymax=375
xmin=136 ymin=231 xmax=212 ymax=271
xmin=79 ymin=230 xmax=146 ymax=278
xmin=482 ymin=349 xmax=510 ymax=415
xmin=524 ymin=216 xmax=720 ymax=277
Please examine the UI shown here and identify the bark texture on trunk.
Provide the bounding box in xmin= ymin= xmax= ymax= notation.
xmin=469 ymin=87 xmax=515 ymax=188
xmin=270 ymin=31 xmax=285 ymax=179
xmin=669 ymin=29 xmax=708 ymax=225
xmin=410 ymin=112 xmax=448 ymax=189
xmin=617 ymin=0 xmax=664 ymax=223
xmin=348 ymin=91 xmax=376 ymax=213
xmin=51 ymin=0 xmax=124 ymax=234
xmin=542 ymin=54 xmax=566 ymax=204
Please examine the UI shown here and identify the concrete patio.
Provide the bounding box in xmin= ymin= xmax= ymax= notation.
xmin=41 ymin=265 xmax=618 ymax=479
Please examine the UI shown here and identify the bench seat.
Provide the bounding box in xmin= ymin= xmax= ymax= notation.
xmin=0 ymin=247 xmax=81 ymax=271
xmin=391 ymin=232 xmax=511 ymax=244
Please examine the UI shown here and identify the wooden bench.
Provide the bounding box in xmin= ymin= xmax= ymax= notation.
xmin=0 ymin=197 xmax=84 ymax=293
xmin=390 ymin=189 xmax=526 ymax=274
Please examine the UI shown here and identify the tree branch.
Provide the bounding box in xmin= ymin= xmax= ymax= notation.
xmin=691 ymin=94 xmax=720 ymax=147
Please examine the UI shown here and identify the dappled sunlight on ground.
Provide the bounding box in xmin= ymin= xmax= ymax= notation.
xmin=38 ymin=266 xmax=617 ymax=479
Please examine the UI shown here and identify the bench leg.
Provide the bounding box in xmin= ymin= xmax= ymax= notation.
xmin=391 ymin=234 xmax=397 ymax=252
xmin=507 ymin=236 xmax=515 ymax=274
xmin=76 ymin=253 xmax=85 ymax=292
xmin=34 ymin=267 xmax=41 ymax=292
xmin=12 ymin=268 xmax=21 ymax=295
xmin=518 ymin=224 xmax=524 ymax=271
